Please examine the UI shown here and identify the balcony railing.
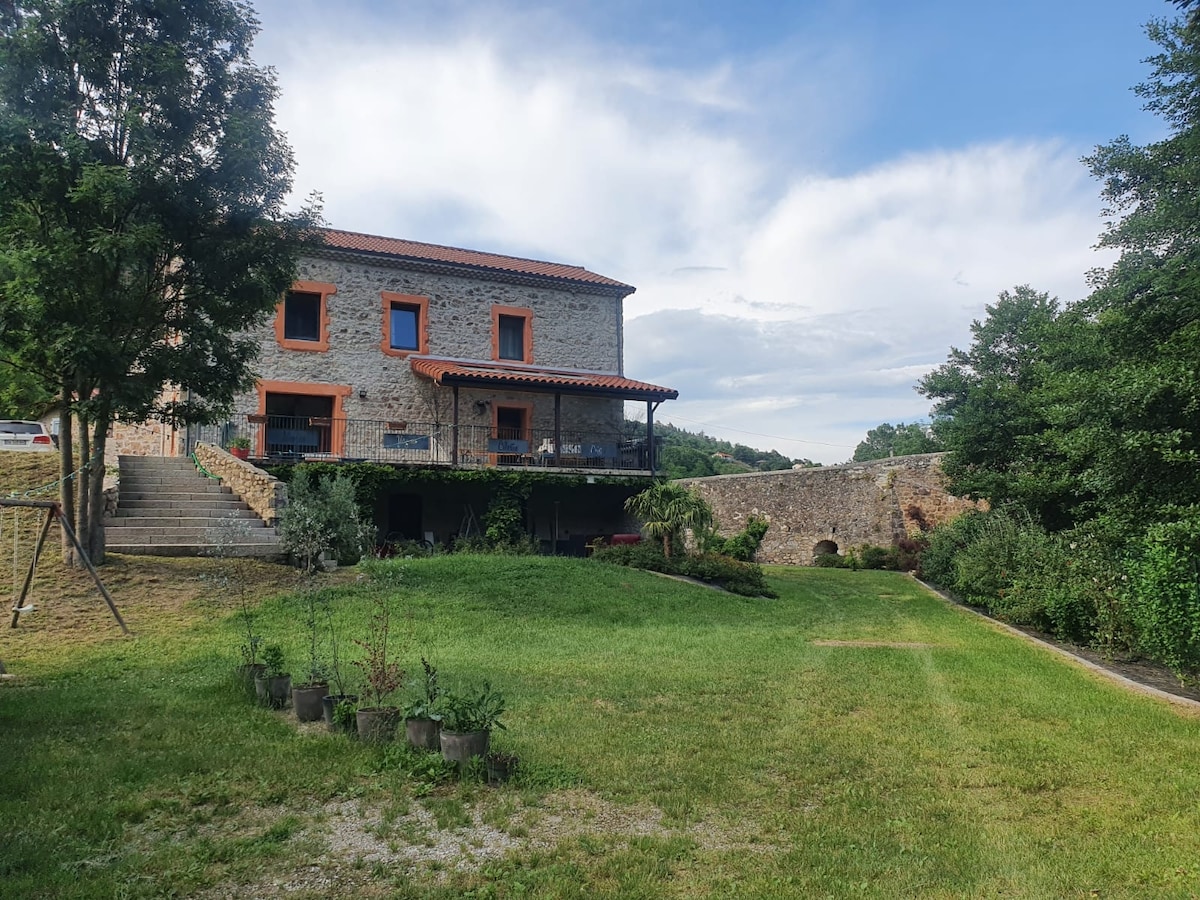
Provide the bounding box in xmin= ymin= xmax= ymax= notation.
xmin=192 ymin=415 xmax=660 ymax=473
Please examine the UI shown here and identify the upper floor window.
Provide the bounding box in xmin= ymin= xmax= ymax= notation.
xmin=274 ymin=280 xmax=335 ymax=352
xmin=492 ymin=305 xmax=533 ymax=363
xmin=380 ymin=292 xmax=429 ymax=357
xmin=285 ymin=292 xmax=321 ymax=341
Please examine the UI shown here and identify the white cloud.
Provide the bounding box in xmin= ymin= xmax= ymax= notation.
xmin=255 ymin=3 xmax=1115 ymax=464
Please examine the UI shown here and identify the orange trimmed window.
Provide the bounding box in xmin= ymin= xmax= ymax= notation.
xmin=275 ymin=280 xmax=335 ymax=351
xmin=381 ymin=292 xmax=429 ymax=357
xmin=255 ymin=380 xmax=351 ymax=457
xmin=492 ymin=305 xmax=533 ymax=363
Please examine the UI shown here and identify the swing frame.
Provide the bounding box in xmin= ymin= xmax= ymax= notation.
xmin=2 ymin=498 xmax=129 ymax=634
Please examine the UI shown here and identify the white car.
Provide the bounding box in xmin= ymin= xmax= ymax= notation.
xmin=0 ymin=419 xmax=56 ymax=451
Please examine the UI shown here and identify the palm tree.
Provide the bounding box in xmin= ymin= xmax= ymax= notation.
xmin=624 ymin=482 xmax=713 ymax=558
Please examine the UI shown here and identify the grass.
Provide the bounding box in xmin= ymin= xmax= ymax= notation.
xmin=3 ymin=526 xmax=1200 ymax=895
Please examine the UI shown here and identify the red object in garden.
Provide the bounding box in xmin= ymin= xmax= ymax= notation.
xmin=610 ymin=534 xmax=641 ymax=545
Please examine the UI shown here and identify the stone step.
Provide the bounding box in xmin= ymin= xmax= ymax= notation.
xmin=118 ymin=474 xmax=226 ymax=488
xmin=118 ymin=494 xmax=235 ymax=508
xmin=119 ymin=456 xmax=198 ymax=468
xmin=105 ymin=526 xmax=280 ymax=543
xmin=117 ymin=498 xmax=252 ymax=512
xmin=107 ymin=512 xmax=264 ymax=526
xmin=108 ymin=544 xmax=284 ymax=559
xmin=105 ymin=516 xmax=272 ymax=531
xmin=118 ymin=482 xmax=232 ymax=495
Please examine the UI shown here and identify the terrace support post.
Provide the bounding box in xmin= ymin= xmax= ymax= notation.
xmin=452 ymin=386 xmax=460 ymax=466
xmin=554 ymin=392 xmax=562 ymax=467
xmin=647 ymin=401 xmax=656 ymax=477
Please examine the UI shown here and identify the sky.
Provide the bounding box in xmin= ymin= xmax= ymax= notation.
xmin=253 ymin=0 xmax=1172 ymax=464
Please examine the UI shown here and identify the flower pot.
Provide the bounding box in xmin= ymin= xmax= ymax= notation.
xmin=356 ymin=706 xmax=399 ymax=744
xmin=292 ymin=682 xmax=329 ymax=722
xmin=263 ymin=674 xmax=291 ymax=709
xmin=323 ymin=694 xmax=359 ymax=733
xmin=237 ymin=662 xmax=266 ymax=694
xmin=405 ymin=717 xmax=442 ymax=751
xmin=231 ymin=447 xmax=250 ymax=460
xmin=253 ymin=674 xmax=269 ymax=706
xmin=486 ymin=752 xmax=518 ymax=786
xmin=440 ymin=728 xmax=489 ymax=767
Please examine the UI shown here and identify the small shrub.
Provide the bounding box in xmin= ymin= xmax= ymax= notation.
xmin=705 ymin=515 xmax=770 ymax=561
xmin=858 ymin=545 xmax=893 ymax=570
xmin=592 ymin=541 xmax=672 ymax=573
xmin=813 ymin=553 xmax=848 ymax=568
xmin=279 ymin=471 xmax=372 ymax=570
xmin=677 ymin=552 xmax=775 ymax=597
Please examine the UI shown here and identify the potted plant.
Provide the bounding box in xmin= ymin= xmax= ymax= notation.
xmin=292 ymin=589 xmax=331 ymax=722
xmin=439 ymin=682 xmax=506 ymax=768
xmin=403 ymin=657 xmax=443 ymax=750
xmin=352 ymin=594 xmax=405 ymax=743
xmin=234 ymin=594 xmax=264 ymax=693
xmin=255 ymin=643 xmax=291 ymax=709
xmin=322 ymin=603 xmax=357 ymax=732
xmin=228 ymin=435 xmax=252 ymax=460
xmin=332 ymin=697 xmax=359 ymax=735
xmin=486 ymin=750 xmax=519 ymax=786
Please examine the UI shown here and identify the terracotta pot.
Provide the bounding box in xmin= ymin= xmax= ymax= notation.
xmin=231 ymin=447 xmax=250 ymax=460
xmin=405 ymin=717 xmax=442 ymax=751
xmin=440 ymin=729 xmax=489 ymax=767
xmin=356 ymin=706 xmax=399 ymax=743
xmin=292 ymin=682 xmax=329 ymax=722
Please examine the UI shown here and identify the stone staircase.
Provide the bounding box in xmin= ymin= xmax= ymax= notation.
xmin=105 ymin=455 xmax=283 ymax=558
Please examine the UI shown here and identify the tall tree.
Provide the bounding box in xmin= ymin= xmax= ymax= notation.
xmin=0 ymin=0 xmax=320 ymax=563
xmin=1077 ymin=15 xmax=1200 ymax=525
xmin=852 ymin=422 xmax=941 ymax=462
xmin=918 ymin=286 xmax=1087 ymax=529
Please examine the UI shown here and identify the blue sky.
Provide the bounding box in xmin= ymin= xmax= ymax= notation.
xmin=254 ymin=0 xmax=1172 ymax=463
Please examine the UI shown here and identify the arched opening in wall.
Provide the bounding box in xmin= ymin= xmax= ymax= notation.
xmin=813 ymin=540 xmax=839 ymax=561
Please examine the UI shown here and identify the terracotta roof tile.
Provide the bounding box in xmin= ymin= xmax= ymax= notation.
xmin=410 ymin=356 xmax=678 ymax=401
xmin=318 ymin=228 xmax=634 ymax=293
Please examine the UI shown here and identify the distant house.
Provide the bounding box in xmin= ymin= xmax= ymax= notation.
xmin=111 ymin=228 xmax=678 ymax=551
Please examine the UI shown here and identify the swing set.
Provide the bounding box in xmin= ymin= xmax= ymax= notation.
xmin=2 ymin=498 xmax=129 ymax=635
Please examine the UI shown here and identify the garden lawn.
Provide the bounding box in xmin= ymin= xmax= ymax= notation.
xmin=2 ymin=555 xmax=1199 ymax=898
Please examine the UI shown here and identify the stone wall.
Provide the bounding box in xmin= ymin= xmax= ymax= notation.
xmin=193 ymin=442 xmax=287 ymax=525
xmin=679 ymin=453 xmax=983 ymax=566
xmin=225 ymin=253 xmax=626 ymax=436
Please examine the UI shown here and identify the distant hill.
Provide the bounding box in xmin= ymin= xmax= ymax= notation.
xmin=629 ymin=420 xmax=819 ymax=479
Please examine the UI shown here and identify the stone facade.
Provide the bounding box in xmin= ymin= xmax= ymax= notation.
xmin=193 ymin=442 xmax=287 ymax=526
xmin=679 ymin=453 xmax=983 ymax=566
xmin=227 ymin=252 xmax=627 ymax=438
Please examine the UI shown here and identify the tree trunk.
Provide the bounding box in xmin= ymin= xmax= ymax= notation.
xmin=59 ymin=386 xmax=78 ymax=565
xmin=86 ymin=412 xmax=109 ymax=564
xmin=76 ymin=413 xmax=91 ymax=567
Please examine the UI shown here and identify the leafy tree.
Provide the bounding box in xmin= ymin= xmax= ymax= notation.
xmin=624 ymin=482 xmax=713 ymax=557
xmin=852 ymin=422 xmax=941 ymax=462
xmin=1073 ymin=16 xmax=1200 ymax=526
xmin=918 ymin=286 xmax=1085 ymax=529
xmin=0 ymin=0 xmax=320 ymax=562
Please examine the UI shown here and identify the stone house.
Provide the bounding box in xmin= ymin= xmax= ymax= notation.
xmin=114 ymin=228 xmax=677 ymax=552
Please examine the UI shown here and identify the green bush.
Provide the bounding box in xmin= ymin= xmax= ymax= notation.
xmin=279 ymin=471 xmax=372 ymax=570
xmin=1123 ymin=514 xmax=1200 ymax=682
xmin=593 ymin=543 xmax=775 ymax=597
xmin=592 ymin=541 xmax=673 ymax=573
xmin=676 ymin=552 xmax=775 ymax=597
xmin=858 ymin=545 xmax=894 ymax=570
xmin=705 ymin=515 xmax=770 ymax=562
xmin=919 ymin=509 xmax=991 ymax=588
xmin=813 ymin=553 xmax=848 ymax=568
